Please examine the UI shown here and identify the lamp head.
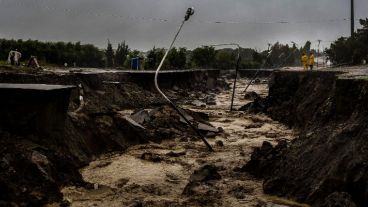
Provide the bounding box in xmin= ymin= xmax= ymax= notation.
xmin=185 ymin=7 xmax=195 ymax=21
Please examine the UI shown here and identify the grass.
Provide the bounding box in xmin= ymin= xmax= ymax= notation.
xmin=0 ymin=60 xmax=9 ymax=66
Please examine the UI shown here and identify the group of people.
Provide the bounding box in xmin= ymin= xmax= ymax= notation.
xmin=301 ymin=52 xmax=315 ymax=71
xmin=6 ymin=50 xmax=40 ymax=68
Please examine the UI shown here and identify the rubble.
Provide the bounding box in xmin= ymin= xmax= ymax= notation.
xmin=127 ymin=105 xmax=220 ymax=142
xmin=0 ymin=68 xmax=232 ymax=206
xmin=241 ymin=141 xmax=287 ymax=178
xmin=61 ymin=76 xmax=297 ymax=207
xmin=244 ymin=91 xmax=261 ymax=100
xmin=238 ymin=96 xmax=269 ymax=113
xmin=204 ymin=94 xmax=217 ymax=105
xmin=178 ymin=109 xmax=194 ymax=123
xmin=187 ymin=164 xmax=222 ymax=183
xmin=140 ymin=152 xmax=162 ymax=162
xmin=130 ymin=110 xmax=151 ymax=125
xmin=197 ymin=123 xmax=219 ymax=133
xmin=191 ymin=100 xmax=206 ymax=107
xmin=122 ymin=115 xmax=146 ymax=130
xmin=215 ymin=140 xmax=224 ymax=147
xmin=183 ymin=164 xmax=222 ymax=195
xmin=0 ymin=134 xmax=84 ymax=206
xmin=166 ymin=150 xmax=186 ymax=157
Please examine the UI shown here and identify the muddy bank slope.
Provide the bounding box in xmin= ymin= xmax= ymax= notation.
xmin=252 ymin=70 xmax=368 ymax=206
xmin=0 ymin=69 xmax=223 ymax=206
xmin=0 ymin=69 xmax=223 ymax=162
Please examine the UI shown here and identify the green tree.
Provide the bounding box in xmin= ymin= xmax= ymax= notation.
xmin=263 ymin=42 xmax=305 ymax=68
xmin=115 ymin=41 xmax=129 ymax=68
xmin=144 ymin=47 xmax=167 ymax=70
xmin=326 ymin=18 xmax=368 ymax=65
xmin=155 ymin=48 xmax=166 ymax=69
xmin=252 ymin=51 xmax=264 ymax=64
xmin=167 ymin=47 xmax=187 ymax=69
xmin=191 ymin=46 xmax=216 ymax=68
xmin=214 ymin=49 xmax=236 ymax=69
xmin=105 ymin=40 xmax=114 ymax=67
xmin=0 ymin=38 xmax=104 ymax=67
xmin=302 ymin=41 xmax=312 ymax=54
xmin=145 ymin=47 xmax=157 ymax=69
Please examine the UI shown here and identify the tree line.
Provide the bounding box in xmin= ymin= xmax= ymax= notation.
xmin=326 ymin=18 xmax=368 ymax=65
xmin=0 ymin=39 xmax=105 ymax=67
xmin=1 ymin=37 xmax=321 ymax=70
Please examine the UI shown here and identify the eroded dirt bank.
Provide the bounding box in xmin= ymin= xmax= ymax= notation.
xmin=246 ymin=70 xmax=368 ymax=207
xmin=0 ymin=69 xmax=225 ymax=206
xmin=61 ymin=78 xmax=303 ymax=207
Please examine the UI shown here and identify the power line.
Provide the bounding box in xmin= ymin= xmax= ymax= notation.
xmin=195 ymin=18 xmax=356 ymax=25
xmin=0 ymin=0 xmax=363 ymax=25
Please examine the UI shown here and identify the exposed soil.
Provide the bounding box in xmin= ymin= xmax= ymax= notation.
xmin=245 ymin=70 xmax=368 ymax=207
xmin=6 ymin=67 xmax=367 ymax=207
xmin=61 ymin=79 xmax=304 ymax=207
xmin=0 ymin=68 xmax=225 ymax=206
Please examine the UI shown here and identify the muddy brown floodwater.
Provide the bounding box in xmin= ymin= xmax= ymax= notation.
xmin=62 ymin=79 xmax=309 ymax=207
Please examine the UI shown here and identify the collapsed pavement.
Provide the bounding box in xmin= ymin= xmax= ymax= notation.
xmin=127 ymin=105 xmax=221 ymax=142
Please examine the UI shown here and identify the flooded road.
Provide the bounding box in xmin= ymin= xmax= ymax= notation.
xmin=62 ymin=78 xmax=306 ymax=207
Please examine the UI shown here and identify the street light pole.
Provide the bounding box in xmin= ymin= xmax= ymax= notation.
xmin=351 ymin=0 xmax=355 ymax=37
xmin=317 ymin=40 xmax=321 ymax=69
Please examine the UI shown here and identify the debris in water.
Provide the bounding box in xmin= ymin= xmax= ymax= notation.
xmin=244 ymin=91 xmax=261 ymax=101
xmin=239 ymin=96 xmax=268 ymax=113
xmin=130 ymin=110 xmax=151 ymax=125
xmin=140 ymin=152 xmax=162 ymax=162
xmin=242 ymin=141 xmax=287 ymax=178
xmin=197 ymin=123 xmax=219 ymax=133
xmin=191 ymin=100 xmax=206 ymax=107
xmin=215 ymin=140 xmax=224 ymax=147
xmin=183 ymin=164 xmax=222 ymax=195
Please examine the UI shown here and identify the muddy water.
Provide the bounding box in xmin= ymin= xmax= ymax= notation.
xmin=62 ymin=79 xmax=307 ymax=207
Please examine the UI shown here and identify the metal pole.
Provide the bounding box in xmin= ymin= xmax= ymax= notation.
xmin=154 ymin=8 xmax=214 ymax=152
xmin=317 ymin=40 xmax=321 ymax=69
xmin=207 ymin=43 xmax=241 ymax=111
xmin=351 ymin=0 xmax=355 ymax=37
xmin=243 ymin=48 xmax=273 ymax=94
xmin=230 ymin=54 xmax=241 ymax=111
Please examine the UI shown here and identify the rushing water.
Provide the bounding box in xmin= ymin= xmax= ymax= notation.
xmin=62 ymin=78 xmax=309 ymax=207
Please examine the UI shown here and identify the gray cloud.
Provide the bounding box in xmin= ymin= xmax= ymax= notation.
xmin=0 ymin=0 xmax=367 ymax=51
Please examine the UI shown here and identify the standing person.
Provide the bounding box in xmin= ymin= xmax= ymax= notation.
xmin=7 ymin=50 xmax=15 ymax=65
xmin=309 ymin=52 xmax=315 ymax=70
xmin=13 ymin=49 xmax=22 ymax=66
xmin=301 ymin=53 xmax=308 ymax=70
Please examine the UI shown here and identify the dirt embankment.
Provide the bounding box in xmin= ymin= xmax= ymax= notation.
xmin=0 ymin=69 xmax=224 ymax=206
xmin=245 ymin=70 xmax=368 ymax=207
xmin=62 ymin=78 xmax=296 ymax=207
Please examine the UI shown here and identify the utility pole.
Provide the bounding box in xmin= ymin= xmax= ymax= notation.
xmin=317 ymin=40 xmax=321 ymax=69
xmin=322 ymin=49 xmax=325 ymax=68
xmin=351 ymin=0 xmax=355 ymax=37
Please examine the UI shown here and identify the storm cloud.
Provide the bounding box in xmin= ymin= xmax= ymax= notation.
xmin=0 ymin=0 xmax=367 ymax=51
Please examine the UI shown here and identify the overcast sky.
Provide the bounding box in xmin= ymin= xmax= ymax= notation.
xmin=1 ymin=0 xmax=367 ymax=51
